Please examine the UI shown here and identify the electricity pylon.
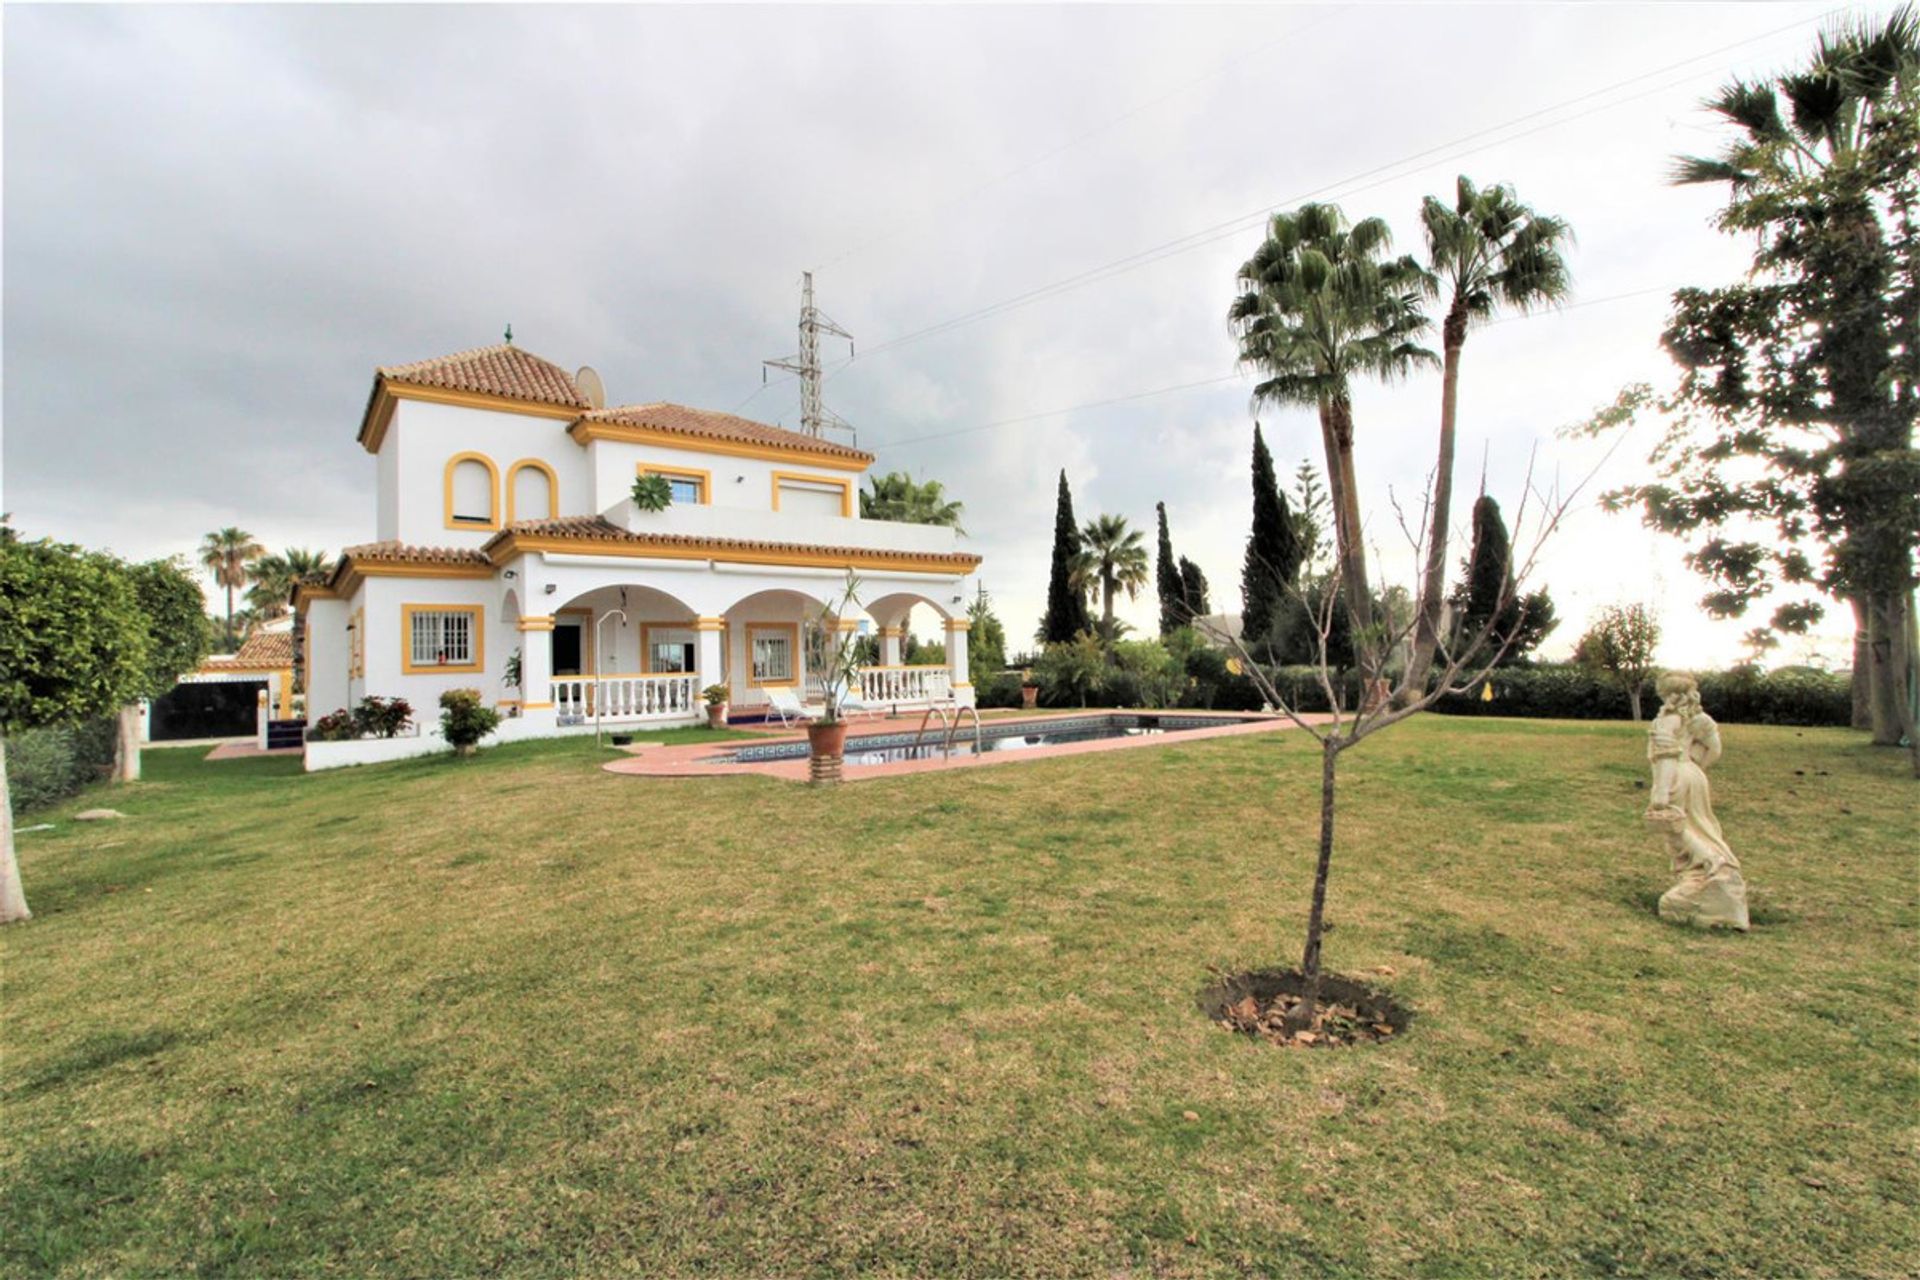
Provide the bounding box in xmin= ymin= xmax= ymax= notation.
xmin=763 ymin=271 xmax=855 ymax=441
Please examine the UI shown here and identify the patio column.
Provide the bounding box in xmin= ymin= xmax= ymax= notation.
xmin=945 ymin=617 xmax=972 ymax=708
xmin=879 ymin=625 xmax=904 ymax=666
xmin=518 ymin=614 xmax=556 ymax=730
xmin=695 ymin=617 xmax=726 ymax=703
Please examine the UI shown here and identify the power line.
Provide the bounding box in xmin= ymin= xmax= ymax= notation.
xmin=866 ymin=284 xmax=1678 ymax=455
xmin=822 ymin=8 xmax=1835 ymax=375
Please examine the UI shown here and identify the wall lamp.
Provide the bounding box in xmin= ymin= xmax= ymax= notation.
xmin=544 ymin=583 xmax=558 ymax=595
xmin=503 ymin=569 xmax=517 ymax=580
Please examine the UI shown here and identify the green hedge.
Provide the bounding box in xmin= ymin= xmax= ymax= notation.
xmin=1428 ymin=664 xmax=1850 ymax=726
xmin=5 ymin=718 xmax=118 ymax=814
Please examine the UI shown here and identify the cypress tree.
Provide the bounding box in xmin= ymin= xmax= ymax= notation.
xmin=1451 ymin=495 xmax=1557 ymax=666
xmin=1178 ymin=556 xmax=1211 ymax=620
xmin=1240 ymin=424 xmax=1300 ymax=655
xmin=1040 ymin=470 xmax=1092 ymax=644
xmin=1154 ymin=502 xmax=1184 ymax=635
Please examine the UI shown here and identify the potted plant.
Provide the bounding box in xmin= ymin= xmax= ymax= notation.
xmin=1020 ymin=668 xmax=1039 ymax=710
xmin=801 ymin=573 xmax=865 ymax=784
xmin=702 ymin=683 xmax=730 ymax=729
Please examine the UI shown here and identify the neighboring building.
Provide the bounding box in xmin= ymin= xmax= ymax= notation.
xmin=293 ymin=344 xmax=980 ymax=765
xmin=150 ymin=626 xmax=295 ymax=741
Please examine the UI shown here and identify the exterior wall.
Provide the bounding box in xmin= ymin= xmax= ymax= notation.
xmin=385 ymin=400 xmax=589 ymax=547
xmin=360 ymin=574 xmax=508 ymax=714
xmin=585 ymin=438 xmax=861 ymax=521
xmin=303 ymin=597 xmax=351 ymax=723
xmin=376 ymin=436 xmax=401 ymax=542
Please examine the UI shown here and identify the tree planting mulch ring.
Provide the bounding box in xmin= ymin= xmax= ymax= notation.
xmin=1200 ymin=968 xmax=1412 ymax=1049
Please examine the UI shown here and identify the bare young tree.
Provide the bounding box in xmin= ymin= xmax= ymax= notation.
xmin=1198 ymin=433 xmax=1607 ymax=1032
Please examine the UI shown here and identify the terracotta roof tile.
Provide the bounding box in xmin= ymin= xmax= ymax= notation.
xmin=339 ymin=540 xmax=493 ymax=567
xmin=580 ymin=402 xmax=874 ymax=463
xmin=204 ymin=630 xmax=293 ymax=670
xmin=378 ymin=344 xmax=589 ymax=409
xmin=493 ymin=516 xmax=978 ymax=568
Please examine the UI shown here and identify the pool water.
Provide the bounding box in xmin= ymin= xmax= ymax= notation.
xmin=723 ymin=713 xmax=1248 ymax=767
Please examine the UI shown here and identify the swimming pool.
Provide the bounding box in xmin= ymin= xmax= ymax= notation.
xmin=724 ymin=713 xmax=1257 ymax=766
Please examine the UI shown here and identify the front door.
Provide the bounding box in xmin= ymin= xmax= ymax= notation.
xmin=553 ymin=624 xmax=583 ymax=676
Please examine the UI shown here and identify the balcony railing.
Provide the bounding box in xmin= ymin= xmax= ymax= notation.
xmin=554 ymin=673 xmax=699 ymax=723
xmin=854 ymin=665 xmax=952 ymax=707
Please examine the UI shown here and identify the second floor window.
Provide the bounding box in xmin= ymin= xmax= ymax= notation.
xmin=666 ymin=475 xmax=704 ymax=504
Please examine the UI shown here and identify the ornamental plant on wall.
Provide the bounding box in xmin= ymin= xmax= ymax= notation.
xmin=630 ymin=473 xmax=673 ymax=513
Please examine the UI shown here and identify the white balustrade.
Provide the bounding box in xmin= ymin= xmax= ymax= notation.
xmin=552 ymin=673 xmax=699 ymax=723
xmin=855 ymin=665 xmax=953 ymax=707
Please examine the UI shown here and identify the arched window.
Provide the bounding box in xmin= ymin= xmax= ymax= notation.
xmin=444 ymin=453 xmax=500 ymax=529
xmin=506 ymin=459 xmax=558 ymax=524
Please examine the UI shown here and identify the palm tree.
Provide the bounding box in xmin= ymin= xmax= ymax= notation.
xmin=1672 ymin=9 xmax=1916 ymax=191
xmin=199 ymin=527 xmax=263 ymax=649
xmin=246 ymin=547 xmax=335 ymax=620
xmin=1230 ymin=204 xmax=1432 ymax=668
xmin=1074 ymin=514 xmax=1150 ymax=645
xmin=860 ymin=471 xmax=966 ymax=533
xmin=1402 ymin=178 xmax=1572 ymax=699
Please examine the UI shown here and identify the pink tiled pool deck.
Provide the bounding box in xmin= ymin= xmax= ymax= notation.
xmin=602 ymin=709 xmax=1330 ymax=783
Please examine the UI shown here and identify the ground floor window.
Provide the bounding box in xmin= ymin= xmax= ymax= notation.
xmin=749 ymin=625 xmax=795 ymax=684
xmin=404 ymin=605 xmax=483 ymax=673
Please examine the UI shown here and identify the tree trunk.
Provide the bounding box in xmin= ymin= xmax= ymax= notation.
xmin=1866 ymin=591 xmax=1906 ymax=748
xmin=1403 ymin=314 xmax=1468 ymax=705
xmin=1102 ymin=578 xmax=1116 ymax=646
xmin=0 ymin=734 xmax=29 ymax=924
xmin=1292 ymin=736 xmax=1341 ymax=1030
xmin=1323 ymin=395 xmax=1376 ymax=663
xmin=1850 ymin=595 xmax=1873 ymax=730
xmin=225 ymin=582 xmax=235 ymax=651
xmin=113 ymin=704 xmax=142 ymax=783
xmin=1626 ymin=685 xmax=1643 ymax=722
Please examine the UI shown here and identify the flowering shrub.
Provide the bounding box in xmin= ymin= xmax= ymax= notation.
xmin=351 ymin=695 xmax=413 ymax=739
xmin=308 ymin=709 xmax=359 ymax=741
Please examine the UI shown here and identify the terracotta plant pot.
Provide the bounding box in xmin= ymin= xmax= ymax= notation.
xmin=806 ymin=719 xmax=849 ymax=785
xmin=1021 ymin=685 xmax=1039 ymax=710
xmin=706 ymin=704 xmax=729 ymax=729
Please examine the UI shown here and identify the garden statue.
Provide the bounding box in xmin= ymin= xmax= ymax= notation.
xmin=1644 ymin=673 xmax=1750 ymax=930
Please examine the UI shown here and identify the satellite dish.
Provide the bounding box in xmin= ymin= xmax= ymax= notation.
xmin=575 ymin=365 xmax=606 ymax=410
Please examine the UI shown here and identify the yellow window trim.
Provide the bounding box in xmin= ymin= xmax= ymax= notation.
xmin=443 ymin=452 xmax=501 ymax=531
xmin=770 ymin=470 xmax=854 ymax=518
xmin=349 ymin=607 xmax=366 ymax=678
xmin=745 ymin=622 xmax=800 ymax=687
xmin=400 ymin=603 xmax=486 ymax=675
xmin=640 ymin=621 xmax=700 ymax=674
xmin=636 ymin=463 xmax=713 ymax=505
xmin=504 ymin=458 xmax=560 ymax=524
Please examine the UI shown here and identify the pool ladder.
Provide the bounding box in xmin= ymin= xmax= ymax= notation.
xmin=911 ymin=702 xmax=983 ymax=761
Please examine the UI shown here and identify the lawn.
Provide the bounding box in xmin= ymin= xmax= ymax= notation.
xmin=3 ymin=718 xmax=1915 ymax=1277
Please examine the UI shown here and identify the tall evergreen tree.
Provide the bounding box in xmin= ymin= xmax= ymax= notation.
xmin=1178 ymin=557 xmax=1211 ymax=620
xmin=1240 ymin=424 xmax=1301 ymax=655
xmin=1040 ymin=471 xmax=1092 ymax=644
xmin=1154 ymin=503 xmax=1184 ymax=635
xmin=1450 ymin=495 xmax=1557 ymax=666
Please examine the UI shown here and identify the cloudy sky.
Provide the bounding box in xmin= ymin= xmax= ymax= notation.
xmin=4 ymin=2 xmax=1888 ymax=666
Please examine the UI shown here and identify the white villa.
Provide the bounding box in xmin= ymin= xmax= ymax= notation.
xmin=293 ymin=343 xmax=980 ymax=765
